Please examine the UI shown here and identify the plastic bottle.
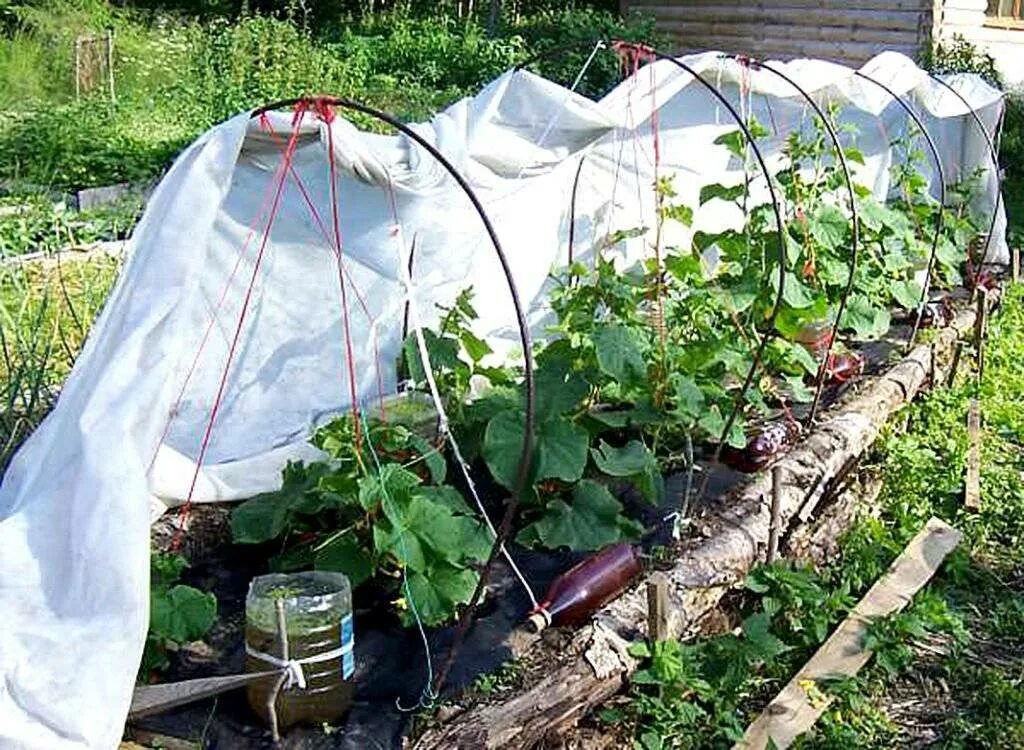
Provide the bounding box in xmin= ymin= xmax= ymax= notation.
xmin=245 ymin=572 xmax=355 ymax=729
xmin=720 ymin=420 xmax=800 ymax=473
xmin=527 ymin=543 xmax=642 ymax=632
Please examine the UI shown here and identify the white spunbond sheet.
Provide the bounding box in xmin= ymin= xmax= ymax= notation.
xmin=0 ymin=51 xmax=1006 ymax=748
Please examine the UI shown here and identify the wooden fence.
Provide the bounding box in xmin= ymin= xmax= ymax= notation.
xmin=622 ymin=0 xmax=939 ymax=68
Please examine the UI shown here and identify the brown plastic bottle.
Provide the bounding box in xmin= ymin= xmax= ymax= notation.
xmin=720 ymin=419 xmax=800 ymax=473
xmin=527 ymin=543 xmax=642 ymax=631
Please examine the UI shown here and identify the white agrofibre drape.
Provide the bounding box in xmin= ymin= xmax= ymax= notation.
xmin=0 ymin=51 xmax=1005 ymax=748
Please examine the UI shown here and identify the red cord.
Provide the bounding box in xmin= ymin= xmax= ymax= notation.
xmin=321 ymin=100 xmax=363 ymax=448
xmin=170 ymin=104 xmax=308 ymax=549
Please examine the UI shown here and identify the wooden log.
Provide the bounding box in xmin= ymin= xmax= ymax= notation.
xmin=646 ymin=574 xmax=670 ymax=642
xmin=785 ymin=471 xmax=883 ymax=566
xmin=965 ymin=398 xmax=981 ymax=511
xmin=642 ymin=6 xmax=929 ymax=31
xmin=627 ymin=0 xmax=931 ymax=11
xmin=413 ymin=304 xmax=980 ymax=750
xmin=737 ymin=517 xmax=962 ymax=749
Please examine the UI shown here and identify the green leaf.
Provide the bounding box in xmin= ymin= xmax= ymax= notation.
xmin=661 ymin=203 xmax=694 ymax=226
xmin=403 ymin=562 xmax=479 ymax=627
xmin=841 ymin=295 xmax=891 ymax=340
xmin=534 ymin=354 xmax=589 ymax=418
xmin=698 ymin=405 xmax=726 ymax=439
xmin=482 ymin=410 xmax=527 ymax=491
xmin=414 ymin=485 xmax=475 ymax=518
xmin=785 ymin=374 xmax=815 ymax=403
xmin=358 ymin=464 xmax=421 ymax=513
xmin=150 ymin=585 xmax=217 ymax=645
xmin=700 ymin=182 xmax=746 ymax=205
xmin=534 ymin=419 xmax=590 ymax=483
xmin=890 ymin=279 xmax=922 ymax=310
xmin=781 ymin=272 xmax=816 ymax=309
xmin=459 ymin=329 xmax=491 ymax=363
xmin=674 ymin=375 xmax=706 ymax=419
xmin=373 ymin=520 xmax=428 ymax=572
xmin=713 ymin=129 xmax=746 ymax=158
xmin=231 ymin=493 xmax=292 ymax=544
xmin=593 ymin=324 xmax=646 ymax=384
xmin=520 ymin=480 xmax=642 ymax=550
xmin=741 ymin=612 xmax=792 ymax=660
xmin=409 ymin=434 xmax=446 ymax=484
xmin=809 ymin=204 xmax=848 ymax=251
xmin=315 ymin=532 xmax=374 ymax=587
xmin=590 ymin=440 xmax=653 ymax=476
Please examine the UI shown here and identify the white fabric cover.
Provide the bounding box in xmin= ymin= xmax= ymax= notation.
xmin=0 ymin=51 xmax=1005 ymax=748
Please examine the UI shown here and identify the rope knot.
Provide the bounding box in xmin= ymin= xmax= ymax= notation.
xmin=283 ymin=660 xmax=307 ymax=690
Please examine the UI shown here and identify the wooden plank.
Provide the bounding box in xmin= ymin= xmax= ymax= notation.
xmin=628 ymin=0 xmax=931 ymax=11
xmin=671 ymin=35 xmax=919 ymax=64
xmin=965 ymin=398 xmax=981 ymax=511
xmin=645 ymin=6 xmax=930 ymax=31
xmin=737 ymin=517 xmax=962 ymax=750
xmin=660 ymin=21 xmax=921 ymax=46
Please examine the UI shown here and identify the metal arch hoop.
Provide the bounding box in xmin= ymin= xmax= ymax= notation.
xmin=727 ymin=55 xmax=861 ymax=427
xmin=852 ymin=71 xmax=947 ymax=351
xmin=927 ymin=73 xmax=1005 ymax=278
xmin=249 ymin=97 xmax=536 ymax=697
xmin=516 ymin=41 xmax=790 ymax=512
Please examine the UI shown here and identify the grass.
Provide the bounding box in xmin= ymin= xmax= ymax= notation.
xmin=619 ymin=283 xmax=1024 ymax=749
xmin=0 ymin=249 xmax=120 ymax=472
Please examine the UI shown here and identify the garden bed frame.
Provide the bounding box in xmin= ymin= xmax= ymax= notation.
xmin=412 ymin=293 xmax=990 ymax=750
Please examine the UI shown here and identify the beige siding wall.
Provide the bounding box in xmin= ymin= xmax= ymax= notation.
xmin=939 ymin=0 xmax=1024 ymax=86
xmin=624 ymin=0 xmax=937 ymax=67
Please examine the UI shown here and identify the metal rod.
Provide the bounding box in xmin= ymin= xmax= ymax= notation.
xmin=567 ymin=153 xmax=588 ymax=266
xmin=737 ymin=56 xmax=860 ymax=428
xmin=852 ymin=71 xmax=946 ymax=352
xmin=928 ymin=73 xmax=1004 ymax=277
xmin=249 ymin=97 xmax=535 ymax=698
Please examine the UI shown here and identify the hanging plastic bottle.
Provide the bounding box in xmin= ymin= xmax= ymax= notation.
xmin=527 ymin=543 xmax=642 ymax=632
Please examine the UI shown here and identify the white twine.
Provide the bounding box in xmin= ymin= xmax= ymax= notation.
xmin=245 ymin=641 xmax=352 ymax=691
xmin=395 ymin=225 xmax=540 ymax=610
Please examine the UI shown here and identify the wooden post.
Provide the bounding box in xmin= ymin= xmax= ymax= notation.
xmin=767 ymin=465 xmax=783 ymax=564
xmin=738 ymin=518 xmax=963 ymax=750
xmin=965 ymin=398 xmax=981 ymax=511
xmin=929 ymin=340 xmax=937 ymax=388
xmin=646 ymin=574 xmax=670 ymax=643
xmin=106 ymin=28 xmax=116 ymax=103
xmin=74 ymin=37 xmax=81 ymax=100
xmin=1012 ymin=247 xmax=1020 ymax=284
xmin=975 ymin=289 xmax=988 ymax=383
xmin=948 ymin=341 xmax=964 ymax=387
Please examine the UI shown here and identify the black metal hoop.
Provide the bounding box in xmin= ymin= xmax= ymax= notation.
xmin=728 ymin=56 xmax=860 ymax=427
xmin=927 ymin=73 xmax=1005 ymax=280
xmin=852 ymin=71 xmax=947 ymax=351
xmin=249 ymin=98 xmax=537 ymax=697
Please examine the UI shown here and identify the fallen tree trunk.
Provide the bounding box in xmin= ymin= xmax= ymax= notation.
xmin=414 ymin=303 xmax=981 ymax=750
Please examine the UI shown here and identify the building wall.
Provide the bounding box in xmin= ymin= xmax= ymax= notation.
xmin=622 ymin=0 xmax=938 ymax=68
xmin=939 ymin=0 xmax=1024 ymax=87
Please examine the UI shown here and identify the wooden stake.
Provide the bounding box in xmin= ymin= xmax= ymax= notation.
xmin=106 ymin=28 xmax=116 ymax=103
xmin=646 ymin=574 xmax=670 ymax=643
xmin=1012 ymin=247 xmax=1020 ymax=284
xmin=965 ymin=398 xmax=981 ymax=511
xmin=737 ymin=517 xmax=962 ymax=750
xmin=767 ymin=465 xmax=783 ymax=564
xmin=975 ymin=289 xmax=988 ymax=384
xmin=947 ymin=340 xmax=964 ymax=387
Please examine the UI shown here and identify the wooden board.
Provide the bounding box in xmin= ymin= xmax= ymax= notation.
xmin=736 ymin=517 xmax=962 ymax=750
xmin=965 ymin=398 xmax=981 ymax=511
